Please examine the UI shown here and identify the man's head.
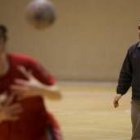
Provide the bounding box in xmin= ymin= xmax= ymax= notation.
xmin=0 ymin=25 xmax=7 ymax=42
xmin=0 ymin=25 xmax=8 ymax=52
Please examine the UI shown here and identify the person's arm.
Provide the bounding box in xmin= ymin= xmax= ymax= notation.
xmin=11 ymin=66 xmax=62 ymax=100
xmin=27 ymin=58 xmax=62 ymax=100
xmin=113 ymin=50 xmax=132 ymax=108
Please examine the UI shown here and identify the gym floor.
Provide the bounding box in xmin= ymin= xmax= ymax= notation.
xmin=46 ymin=82 xmax=131 ymax=140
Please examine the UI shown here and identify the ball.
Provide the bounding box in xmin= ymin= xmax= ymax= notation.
xmin=26 ymin=0 xmax=56 ymax=29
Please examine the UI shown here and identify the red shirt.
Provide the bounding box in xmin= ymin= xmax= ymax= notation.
xmin=0 ymin=53 xmax=56 ymax=140
xmin=0 ymin=53 xmax=55 ymax=94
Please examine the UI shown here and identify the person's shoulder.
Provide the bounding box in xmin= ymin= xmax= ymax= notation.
xmin=127 ymin=42 xmax=139 ymax=54
xmin=8 ymin=53 xmax=39 ymax=67
xmin=8 ymin=53 xmax=36 ymax=62
xmin=128 ymin=42 xmax=139 ymax=51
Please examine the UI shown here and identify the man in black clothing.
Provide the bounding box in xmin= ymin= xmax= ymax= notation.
xmin=113 ymin=24 xmax=140 ymax=140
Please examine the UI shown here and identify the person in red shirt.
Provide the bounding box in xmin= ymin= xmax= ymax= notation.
xmin=0 ymin=24 xmax=62 ymax=140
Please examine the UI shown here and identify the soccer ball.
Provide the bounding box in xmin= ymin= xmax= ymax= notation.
xmin=26 ymin=0 xmax=56 ymax=29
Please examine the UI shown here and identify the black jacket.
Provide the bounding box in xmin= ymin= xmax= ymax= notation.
xmin=117 ymin=42 xmax=140 ymax=100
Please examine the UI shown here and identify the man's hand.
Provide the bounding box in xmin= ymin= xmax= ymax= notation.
xmin=0 ymin=94 xmax=23 ymax=123
xmin=113 ymin=94 xmax=122 ymax=108
xmin=0 ymin=103 xmax=23 ymax=122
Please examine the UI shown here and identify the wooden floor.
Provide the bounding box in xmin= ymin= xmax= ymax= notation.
xmin=45 ymin=82 xmax=132 ymax=140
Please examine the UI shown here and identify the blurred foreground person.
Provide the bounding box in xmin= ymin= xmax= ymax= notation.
xmin=0 ymin=24 xmax=62 ymax=140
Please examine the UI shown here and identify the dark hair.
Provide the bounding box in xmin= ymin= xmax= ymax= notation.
xmin=0 ymin=25 xmax=8 ymax=41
